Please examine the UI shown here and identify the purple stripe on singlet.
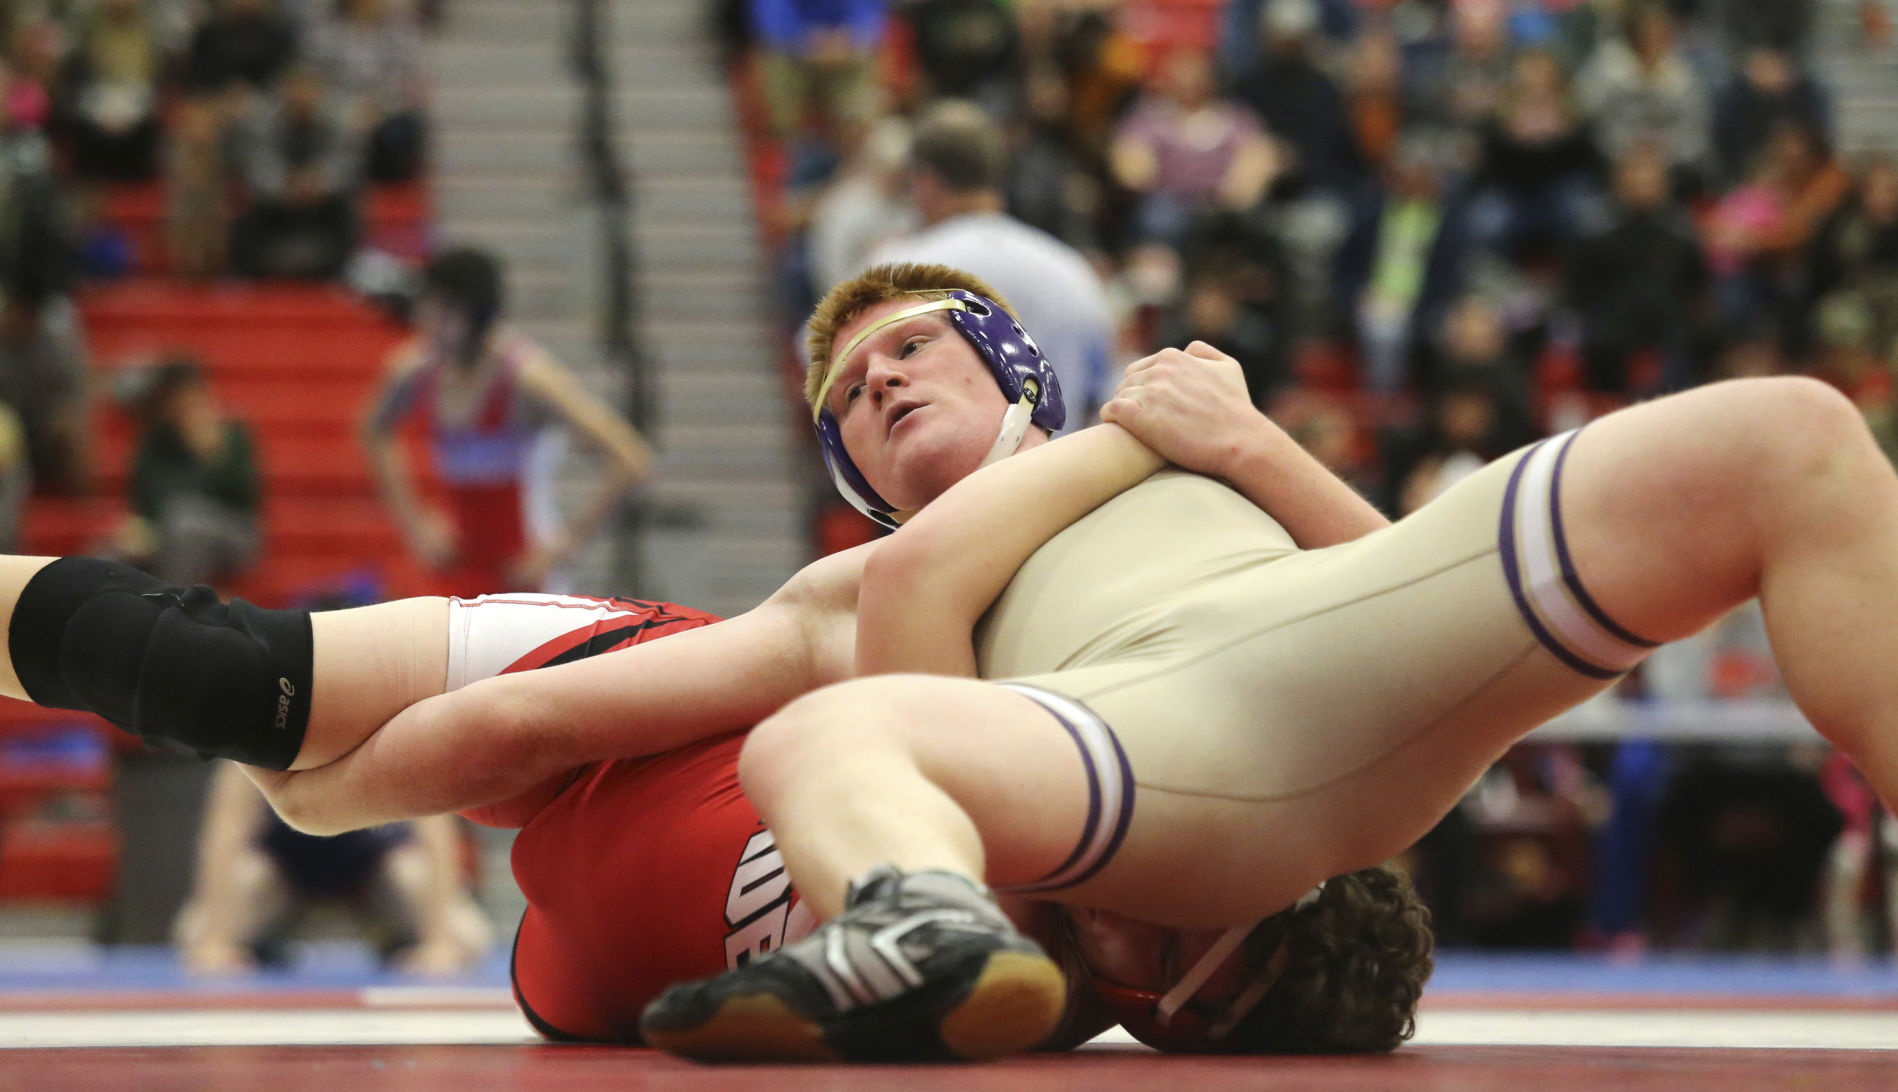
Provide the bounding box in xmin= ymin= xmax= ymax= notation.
xmin=1000 ymin=685 xmax=1136 ymax=894
xmin=1093 ymin=713 xmax=1137 ymax=888
xmin=1499 ymin=442 xmax=1622 ymax=681
xmin=1548 ymin=431 xmax=1660 ymax=650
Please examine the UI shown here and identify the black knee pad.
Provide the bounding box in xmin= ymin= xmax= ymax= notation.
xmin=10 ymin=557 xmax=313 ymax=770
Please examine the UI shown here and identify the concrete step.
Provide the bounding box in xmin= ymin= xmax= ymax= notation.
xmin=608 ymin=1 xmax=709 ymax=41
xmin=633 ymin=173 xmax=750 ymax=218
xmin=646 ymin=473 xmax=802 ymax=506
xmin=434 ymin=83 xmax=730 ymax=129
xmin=631 ymin=220 xmax=760 ymax=270
xmin=646 ymin=323 xmax=777 ymax=363
xmin=443 ymin=0 xmax=566 ymax=39
xmin=428 ymin=41 xmax=567 ymax=85
xmin=655 ymin=368 xmax=782 ymax=400
xmin=435 ymin=128 xmax=573 ymax=174
xmin=641 ymin=282 xmax=772 ymax=321
xmin=436 ymin=176 xmax=578 ymax=220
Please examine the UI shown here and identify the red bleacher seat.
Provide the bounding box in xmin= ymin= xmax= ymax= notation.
xmin=96 ymin=180 xmax=433 ymax=274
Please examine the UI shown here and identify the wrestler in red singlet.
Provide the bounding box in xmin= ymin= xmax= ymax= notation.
xmin=452 ymin=596 xmax=811 ymax=1043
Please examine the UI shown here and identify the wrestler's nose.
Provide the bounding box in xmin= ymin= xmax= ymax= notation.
xmin=865 ymin=361 xmax=908 ymax=407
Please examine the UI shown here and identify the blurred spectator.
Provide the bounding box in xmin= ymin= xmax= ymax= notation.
xmin=0 ymin=290 xmax=89 ymax=495
xmin=62 ymin=0 xmax=165 ymax=181
xmin=1336 ymin=137 xmax=1466 ymax=391
xmin=185 ymin=0 xmax=300 ymax=97
xmin=1817 ymin=750 xmax=1897 ymax=960
xmin=229 ymin=63 xmax=360 ymax=279
xmin=1385 ymin=332 xmax=1537 ymax=514
xmin=362 ymin=247 xmax=653 ymax=596
xmin=750 ymin=0 xmax=885 ymax=148
xmin=1805 ymin=154 xmax=1898 ymax=357
xmin=166 ymin=96 xmax=232 ymax=279
xmin=1271 ymin=388 xmax=1368 ymax=487
xmin=1806 ymin=293 xmax=1890 ymax=424
xmin=867 ymin=100 xmax=1118 ymax=421
xmin=1175 ymin=208 xmax=1297 ymax=394
xmin=1460 ymin=745 xmax=1598 ymax=948
xmin=805 ymin=116 xmax=913 ymax=294
xmin=1565 ymin=141 xmax=1708 ymax=393
xmin=1344 ymin=27 xmax=1407 ymax=178
xmin=1705 ymin=0 xmax=1816 ymax=61
xmin=1006 ymin=64 xmax=1107 ymax=253
xmin=0 ymin=400 xmax=28 ymax=549
xmin=1154 ymin=270 xmax=1287 ymax=401
xmin=1410 ymin=0 xmax=1516 ymax=143
xmin=1575 ymin=2 xmax=1710 ymax=195
xmin=1027 ymin=6 xmax=1142 ymax=154
xmin=1391 ymin=382 xmax=1496 ymax=513
xmin=1705 ymin=121 xmax=1848 ymax=333
xmin=1229 ymin=0 xmax=1366 ymax=204
xmin=308 ymin=0 xmax=427 ymax=183
xmin=7 ymin=18 xmax=61 ymax=134
xmin=111 ymin=357 xmax=260 ymax=587
xmin=175 ymin=762 xmax=493 ymax=976
xmin=1711 ymin=48 xmax=1828 ymax=189
xmin=1216 ymin=0 xmax=1359 ymax=86
xmin=905 ymin=0 xmax=1019 ymax=121
xmin=1465 ymin=49 xmax=1604 ymax=263
xmin=1655 ymin=747 xmax=1840 ymax=951
xmin=1712 ymin=322 xmax=1790 ymax=381
xmin=1109 ymin=50 xmax=1276 ymax=248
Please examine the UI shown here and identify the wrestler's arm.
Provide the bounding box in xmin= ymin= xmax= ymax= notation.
xmin=857 ymin=424 xmax=1164 ymax=677
xmin=253 ymin=547 xmax=867 ymax=835
xmin=1103 ymin=342 xmax=1389 ymax=547
xmin=511 ymin=348 xmax=655 ymax=579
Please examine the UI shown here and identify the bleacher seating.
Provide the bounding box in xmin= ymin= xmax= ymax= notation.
xmin=100 ymin=182 xmax=432 ymax=276
xmin=0 ymin=279 xmax=433 ymax=901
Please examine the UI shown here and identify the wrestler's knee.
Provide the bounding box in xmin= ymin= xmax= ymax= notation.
xmin=1726 ymin=377 xmax=1867 ymax=474
xmin=738 ymin=678 xmax=915 ymax=802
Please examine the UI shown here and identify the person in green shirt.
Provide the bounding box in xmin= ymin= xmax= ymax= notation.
xmin=116 ymin=357 xmax=259 ymax=586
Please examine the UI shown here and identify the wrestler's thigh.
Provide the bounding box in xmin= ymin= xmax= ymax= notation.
xmin=758 ymin=675 xmax=1096 ymax=890
xmin=1558 ymin=376 xmax=1876 ymax=643
xmin=297 ymin=597 xmax=450 ymax=769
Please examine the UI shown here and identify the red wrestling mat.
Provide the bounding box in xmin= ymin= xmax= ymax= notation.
xmin=4 ymin=1042 xmax=1897 ymax=1092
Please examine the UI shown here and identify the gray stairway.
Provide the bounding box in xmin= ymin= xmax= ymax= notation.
xmin=425 ymin=0 xmax=804 ymax=618
xmin=611 ymin=0 xmax=806 ymax=618
xmin=1815 ymin=0 xmax=1898 ymax=157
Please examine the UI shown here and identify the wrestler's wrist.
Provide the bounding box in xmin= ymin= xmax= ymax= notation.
xmin=1221 ymin=414 xmax=1294 ymax=487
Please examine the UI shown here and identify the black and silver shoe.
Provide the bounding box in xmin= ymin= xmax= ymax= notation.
xmin=639 ymin=866 xmax=1066 ymax=1063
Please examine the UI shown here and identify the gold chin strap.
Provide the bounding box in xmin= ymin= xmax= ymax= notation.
xmin=813 ymin=296 xmax=972 ymax=422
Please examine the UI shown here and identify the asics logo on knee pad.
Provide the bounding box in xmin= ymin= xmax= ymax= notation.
xmin=274 ymin=678 xmax=296 ymax=731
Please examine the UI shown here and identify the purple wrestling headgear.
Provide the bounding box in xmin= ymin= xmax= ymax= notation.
xmin=812 ymin=290 xmax=1066 ymax=529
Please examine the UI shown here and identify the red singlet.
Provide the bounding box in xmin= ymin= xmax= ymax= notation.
xmin=454 ymin=596 xmax=809 ymax=1042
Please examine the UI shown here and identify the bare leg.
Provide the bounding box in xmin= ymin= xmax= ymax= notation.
xmin=738 ymin=675 xmax=1092 ymax=918
xmin=1561 ymin=376 xmax=1898 ymax=803
xmin=296 ymin=599 xmax=450 ymax=769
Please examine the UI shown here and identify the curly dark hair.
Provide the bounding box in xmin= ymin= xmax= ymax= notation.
xmin=1215 ymin=863 xmax=1434 ymax=1054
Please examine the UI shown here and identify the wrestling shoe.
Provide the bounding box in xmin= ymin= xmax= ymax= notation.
xmin=639 ymin=865 xmax=1066 ymax=1063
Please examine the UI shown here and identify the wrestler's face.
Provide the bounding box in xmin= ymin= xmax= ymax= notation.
xmin=823 ymin=299 xmax=1014 ymax=512
xmin=1065 ymin=907 xmax=1253 ymax=1035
